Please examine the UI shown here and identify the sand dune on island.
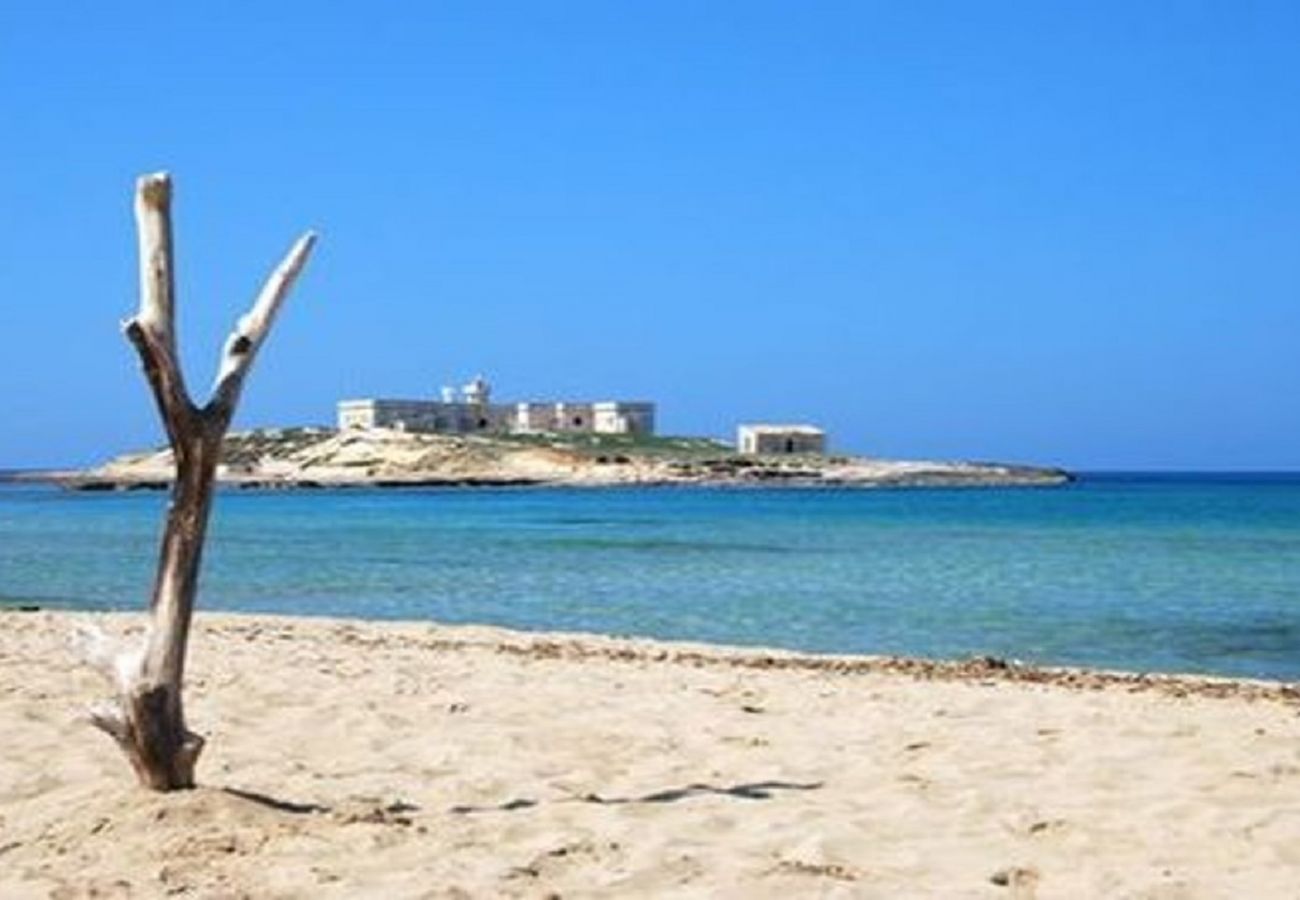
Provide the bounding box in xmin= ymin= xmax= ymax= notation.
xmin=1 ymin=611 xmax=1297 ymax=898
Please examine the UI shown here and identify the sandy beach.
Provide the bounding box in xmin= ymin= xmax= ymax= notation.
xmin=1 ymin=610 xmax=1297 ymax=898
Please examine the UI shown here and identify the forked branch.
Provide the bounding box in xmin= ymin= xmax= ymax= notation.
xmin=124 ymin=174 xmax=194 ymax=446
xmin=210 ymin=232 xmax=317 ymax=417
xmin=76 ymin=171 xmax=316 ymax=790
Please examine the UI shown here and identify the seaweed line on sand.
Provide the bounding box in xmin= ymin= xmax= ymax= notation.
xmin=201 ymin=614 xmax=1300 ymax=706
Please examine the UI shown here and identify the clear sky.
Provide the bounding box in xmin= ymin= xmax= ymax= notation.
xmin=2 ymin=2 xmax=1297 ymax=470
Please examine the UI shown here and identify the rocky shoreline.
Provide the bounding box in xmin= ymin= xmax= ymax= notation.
xmin=39 ymin=428 xmax=1073 ymax=491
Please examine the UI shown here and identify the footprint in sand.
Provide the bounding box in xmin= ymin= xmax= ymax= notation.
xmin=990 ymin=865 xmax=1041 ymax=897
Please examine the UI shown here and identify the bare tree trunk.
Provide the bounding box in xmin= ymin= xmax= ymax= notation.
xmin=75 ymin=173 xmax=316 ymax=790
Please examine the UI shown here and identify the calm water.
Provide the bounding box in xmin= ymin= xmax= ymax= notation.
xmin=1 ymin=475 xmax=1297 ymax=681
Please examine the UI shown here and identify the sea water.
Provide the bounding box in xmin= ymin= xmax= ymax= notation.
xmin=1 ymin=474 xmax=1297 ymax=681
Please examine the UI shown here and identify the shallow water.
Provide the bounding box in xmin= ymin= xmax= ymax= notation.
xmin=1 ymin=474 xmax=1297 ymax=680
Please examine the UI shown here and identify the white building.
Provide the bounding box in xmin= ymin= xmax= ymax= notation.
xmin=737 ymin=424 xmax=826 ymax=455
xmin=593 ymin=402 xmax=656 ymax=435
xmin=338 ymin=377 xmax=656 ymax=437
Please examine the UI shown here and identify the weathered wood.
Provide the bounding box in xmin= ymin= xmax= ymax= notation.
xmin=76 ymin=172 xmax=315 ymax=790
xmin=210 ymin=232 xmax=316 ymax=416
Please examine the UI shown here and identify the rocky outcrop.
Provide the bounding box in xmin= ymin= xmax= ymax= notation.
xmin=60 ymin=428 xmax=1072 ymax=490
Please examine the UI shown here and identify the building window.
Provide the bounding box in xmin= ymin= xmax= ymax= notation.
xmin=573 ymin=417 xmax=583 ymax=427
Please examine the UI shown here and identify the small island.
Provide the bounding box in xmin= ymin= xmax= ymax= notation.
xmin=57 ymin=426 xmax=1070 ymax=490
xmin=45 ymin=375 xmax=1072 ymax=490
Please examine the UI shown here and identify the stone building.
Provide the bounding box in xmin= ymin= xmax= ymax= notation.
xmin=736 ymin=424 xmax=826 ymax=455
xmin=338 ymin=376 xmax=656 ymax=436
xmin=592 ymin=402 xmax=656 ymax=435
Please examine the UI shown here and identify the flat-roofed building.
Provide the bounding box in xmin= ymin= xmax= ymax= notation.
xmin=338 ymin=376 xmax=657 ymax=437
xmin=513 ymin=402 xmax=558 ymax=432
xmin=592 ymin=401 xmax=655 ymax=435
xmin=736 ymin=424 xmax=826 ymax=455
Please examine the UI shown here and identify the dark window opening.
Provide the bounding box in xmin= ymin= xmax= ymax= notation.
xmin=573 ymin=417 xmax=584 ymax=427
xmin=477 ymin=418 xmax=489 ymax=429
xmin=784 ymin=438 xmax=796 ymax=453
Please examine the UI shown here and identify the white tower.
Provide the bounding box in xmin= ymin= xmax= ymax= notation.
xmin=462 ymin=375 xmax=490 ymax=406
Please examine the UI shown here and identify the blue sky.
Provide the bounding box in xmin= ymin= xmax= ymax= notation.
xmin=2 ymin=2 xmax=1297 ymax=470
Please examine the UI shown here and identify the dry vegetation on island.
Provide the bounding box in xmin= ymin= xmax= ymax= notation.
xmin=69 ymin=427 xmax=1073 ymax=490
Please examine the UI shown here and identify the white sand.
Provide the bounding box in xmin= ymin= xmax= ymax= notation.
xmin=1 ymin=611 xmax=1297 ymax=898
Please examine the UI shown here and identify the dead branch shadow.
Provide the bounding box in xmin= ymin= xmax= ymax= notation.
xmin=583 ymin=780 xmax=824 ymax=804
xmin=220 ymin=787 xmax=421 ymax=825
xmin=221 ymin=787 xmax=331 ymax=815
xmin=219 ymin=780 xmax=822 ymax=819
xmin=450 ymin=780 xmax=823 ymax=815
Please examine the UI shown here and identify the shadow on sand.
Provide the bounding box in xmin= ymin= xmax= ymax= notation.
xmin=218 ymin=779 xmax=822 ymax=819
xmin=221 ymin=787 xmax=331 ymax=815
xmin=449 ymin=780 xmax=823 ymax=815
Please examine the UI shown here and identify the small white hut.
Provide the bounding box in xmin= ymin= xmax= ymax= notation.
xmin=736 ymin=424 xmax=826 ymax=455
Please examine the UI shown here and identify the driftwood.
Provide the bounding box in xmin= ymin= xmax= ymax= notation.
xmin=74 ymin=173 xmax=315 ymax=789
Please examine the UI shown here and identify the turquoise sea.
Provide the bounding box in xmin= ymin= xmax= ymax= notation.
xmin=1 ymin=474 xmax=1297 ymax=681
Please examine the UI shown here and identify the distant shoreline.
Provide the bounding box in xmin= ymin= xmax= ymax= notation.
xmin=37 ymin=472 xmax=1076 ymax=492
xmin=11 ymin=468 xmax=1300 ymax=485
xmin=20 ymin=427 xmax=1075 ymax=492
